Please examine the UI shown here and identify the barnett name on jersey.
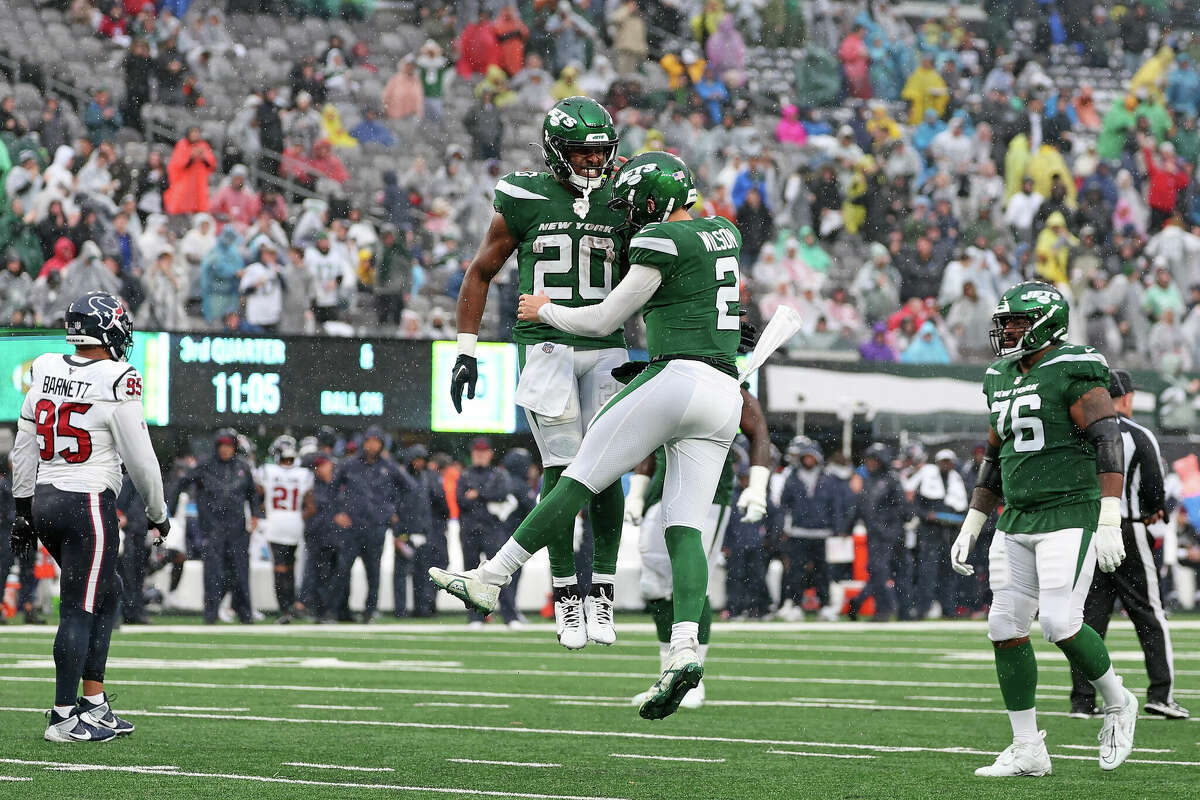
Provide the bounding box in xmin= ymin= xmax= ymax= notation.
xmin=983 ymin=342 xmax=1110 ymax=535
xmin=256 ymin=462 xmax=314 ymax=546
xmin=17 ymin=353 xmax=167 ymax=521
xmin=626 ymin=216 xmax=742 ymax=373
xmin=494 ymin=171 xmax=630 ymax=350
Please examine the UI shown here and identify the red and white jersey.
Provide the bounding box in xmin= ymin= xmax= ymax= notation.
xmin=14 ymin=353 xmax=167 ymax=522
xmin=256 ymin=462 xmax=313 ymax=545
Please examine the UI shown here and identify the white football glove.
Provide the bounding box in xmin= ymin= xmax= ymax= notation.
xmin=950 ymin=508 xmax=987 ymax=576
xmin=1094 ymin=496 xmax=1125 ymax=573
xmin=625 ymin=473 xmax=649 ymax=526
xmin=737 ymin=466 xmax=771 ymax=523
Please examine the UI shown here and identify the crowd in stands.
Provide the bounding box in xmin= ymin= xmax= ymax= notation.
xmin=4 ymin=1 xmax=1200 ymax=369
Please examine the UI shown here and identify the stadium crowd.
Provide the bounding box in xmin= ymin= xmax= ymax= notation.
xmin=6 ymin=425 xmax=1199 ymax=625
xmin=2 ymin=1 xmax=1200 ymax=368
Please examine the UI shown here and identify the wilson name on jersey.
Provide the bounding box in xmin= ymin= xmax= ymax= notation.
xmin=20 ymin=353 xmax=150 ymax=497
xmin=493 ymin=171 xmax=629 ymax=350
xmin=627 ymin=216 xmax=742 ymax=370
xmin=982 ymin=343 xmax=1110 ymax=534
xmin=256 ymin=463 xmax=314 ymax=545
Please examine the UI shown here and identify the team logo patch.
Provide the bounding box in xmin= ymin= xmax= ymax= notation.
xmin=1020 ymin=289 xmax=1061 ymax=305
xmin=542 ymin=343 xmax=554 ymax=354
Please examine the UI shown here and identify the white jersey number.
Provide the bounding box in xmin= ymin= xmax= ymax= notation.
xmin=714 ymin=256 xmax=740 ymax=331
xmin=991 ymin=394 xmax=1046 ymax=453
xmin=531 ymin=234 xmax=616 ymax=302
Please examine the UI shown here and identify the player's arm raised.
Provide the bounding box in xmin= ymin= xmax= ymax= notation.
xmin=452 ymin=213 xmax=518 ymax=412
xmin=1071 ymin=385 xmax=1126 ymax=572
xmin=109 ymin=379 xmax=170 ymax=543
xmin=951 ymin=426 xmax=1003 ymax=576
xmin=737 ymin=390 xmax=771 ymax=523
xmin=519 ymin=264 xmax=662 ymax=336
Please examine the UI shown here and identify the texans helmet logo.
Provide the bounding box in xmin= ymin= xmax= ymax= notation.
xmin=83 ymin=293 xmax=129 ymax=331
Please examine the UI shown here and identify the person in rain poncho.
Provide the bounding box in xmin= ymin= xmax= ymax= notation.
xmin=1113 ymin=168 xmax=1150 ymax=235
xmin=1028 ymin=142 xmax=1076 ymax=208
xmin=180 ymin=212 xmax=217 ymax=275
xmin=912 ymin=109 xmax=946 ymax=155
xmin=900 ymin=320 xmax=951 ymax=364
xmin=859 ymin=321 xmax=898 ymax=362
xmin=320 ymin=104 xmax=358 ymax=148
xmin=200 ymin=225 xmax=244 ymax=323
xmin=138 ymin=212 xmax=172 ymax=266
xmin=60 ymin=240 xmax=121 ymax=300
xmin=901 ymin=53 xmax=948 ymax=124
xmin=1034 ymin=211 xmax=1077 ymax=286
xmin=142 ymin=246 xmax=187 ymax=330
xmin=776 ymin=105 xmax=808 ymax=146
xmin=383 ymin=58 xmax=424 ymax=119
xmin=164 ymin=126 xmax=216 ymax=215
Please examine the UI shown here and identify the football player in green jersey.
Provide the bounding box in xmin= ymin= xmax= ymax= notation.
xmin=433 ymin=151 xmax=746 ymax=719
xmin=625 ymin=386 xmax=770 ymax=710
xmin=447 ymin=96 xmax=631 ymax=650
xmin=950 ymin=281 xmax=1139 ymax=776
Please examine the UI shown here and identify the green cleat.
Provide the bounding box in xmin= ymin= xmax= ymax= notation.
xmin=638 ymin=643 xmax=703 ymax=721
xmin=428 ymin=567 xmax=503 ymax=615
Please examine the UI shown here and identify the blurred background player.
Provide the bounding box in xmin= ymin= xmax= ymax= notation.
xmin=951 ymin=282 xmax=1139 ymax=776
xmin=434 ymin=152 xmax=747 ymax=720
xmin=402 ymin=445 xmax=449 ymax=619
xmin=256 ymin=435 xmax=313 ymax=623
xmin=10 ymin=291 xmax=169 ymax=742
xmin=448 ymin=96 xmax=629 ymax=649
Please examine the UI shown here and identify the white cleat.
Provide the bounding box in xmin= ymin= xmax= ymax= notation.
xmin=679 ymin=678 xmax=705 ymax=709
xmin=974 ymin=731 xmax=1052 ymax=777
xmin=1144 ymin=699 xmax=1189 ymax=719
xmin=1098 ymin=687 xmax=1138 ymax=770
xmin=44 ymin=710 xmax=117 ymax=743
xmin=554 ymin=590 xmax=588 ymax=650
xmin=584 ymin=584 xmax=617 ymax=646
xmin=429 ymin=567 xmax=502 ymax=614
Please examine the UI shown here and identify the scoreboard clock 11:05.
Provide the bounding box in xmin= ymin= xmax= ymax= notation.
xmin=167 ymin=334 xmax=430 ymax=428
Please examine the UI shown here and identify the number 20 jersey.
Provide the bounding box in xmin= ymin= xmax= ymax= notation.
xmin=982 ymin=342 xmax=1110 ymax=534
xmin=255 ymin=462 xmax=313 ymax=545
xmin=493 ymin=171 xmax=629 ymax=350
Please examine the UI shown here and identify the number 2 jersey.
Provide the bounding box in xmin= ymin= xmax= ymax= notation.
xmin=255 ymin=462 xmax=313 ymax=545
xmin=14 ymin=353 xmax=167 ymax=522
xmin=494 ymin=171 xmax=630 ymax=350
xmin=982 ymin=342 xmax=1110 ymax=534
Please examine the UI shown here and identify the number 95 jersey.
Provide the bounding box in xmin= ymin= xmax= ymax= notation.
xmin=983 ymin=342 xmax=1110 ymax=535
xmin=20 ymin=353 xmax=150 ymax=497
xmin=494 ymin=171 xmax=629 ymax=350
xmin=255 ymin=463 xmax=313 ymax=546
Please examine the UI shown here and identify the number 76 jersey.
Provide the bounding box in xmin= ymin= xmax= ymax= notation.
xmin=983 ymin=342 xmax=1110 ymax=535
xmin=255 ymin=463 xmax=313 ymax=546
xmin=494 ymin=171 xmax=630 ymax=350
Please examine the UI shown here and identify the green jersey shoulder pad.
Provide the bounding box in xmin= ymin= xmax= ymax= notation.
xmin=628 ymin=222 xmax=677 ymax=272
xmin=493 ymin=171 xmax=558 ymax=210
xmin=1033 ymin=342 xmax=1109 ymax=383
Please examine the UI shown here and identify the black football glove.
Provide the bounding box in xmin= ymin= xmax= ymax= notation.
xmin=611 ymin=361 xmax=650 ymax=385
xmin=738 ymin=318 xmax=759 ymax=354
xmin=450 ymin=354 xmax=478 ymax=413
xmin=150 ymin=517 xmax=171 ymax=547
xmin=11 ymin=496 xmax=36 ymax=558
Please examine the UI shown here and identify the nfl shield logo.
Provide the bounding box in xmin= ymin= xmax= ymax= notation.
xmin=542 ymin=343 xmax=554 ymax=354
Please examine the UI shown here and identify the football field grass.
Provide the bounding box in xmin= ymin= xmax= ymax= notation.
xmin=1 ymin=616 xmax=1198 ymax=799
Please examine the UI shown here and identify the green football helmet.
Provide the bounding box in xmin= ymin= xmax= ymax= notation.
xmin=606 ymin=151 xmax=698 ymax=231
xmin=989 ymin=281 xmax=1070 ymax=360
xmin=542 ymin=96 xmax=619 ymax=192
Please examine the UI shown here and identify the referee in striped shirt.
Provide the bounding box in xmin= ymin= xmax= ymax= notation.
xmin=1068 ymin=369 xmax=1188 ymax=719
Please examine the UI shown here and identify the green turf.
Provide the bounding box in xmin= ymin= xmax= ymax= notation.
xmin=1 ymin=615 xmax=1197 ymax=799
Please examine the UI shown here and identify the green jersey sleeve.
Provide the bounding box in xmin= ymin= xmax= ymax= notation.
xmin=1048 ymin=346 xmax=1110 ymax=407
xmin=627 ymin=223 xmax=678 ymax=278
xmin=493 ymin=172 xmax=555 ymax=241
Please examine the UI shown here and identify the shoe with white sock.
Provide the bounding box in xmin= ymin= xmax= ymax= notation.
xmin=429 ymin=567 xmax=503 ymax=614
xmin=974 ymin=731 xmax=1051 ymax=777
xmin=1098 ymin=687 xmax=1138 ymax=770
xmin=1144 ymin=699 xmax=1189 ymax=719
xmin=554 ymin=586 xmax=587 ymax=650
xmin=638 ymin=640 xmax=703 ymax=721
xmin=584 ymin=584 xmax=616 ymax=646
xmin=44 ymin=709 xmax=117 ymax=743
xmin=679 ymin=678 xmax=706 ymax=709
xmin=77 ymin=693 xmax=135 ymax=735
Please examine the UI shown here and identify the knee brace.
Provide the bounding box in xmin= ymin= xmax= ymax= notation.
xmin=987 ymin=588 xmax=1038 ymax=642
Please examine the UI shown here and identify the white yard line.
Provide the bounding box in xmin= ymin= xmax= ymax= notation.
xmin=416 ymin=703 xmax=511 ymax=709
xmin=767 ymin=750 xmax=877 ymax=760
xmin=0 ymin=759 xmax=628 ymax=800
xmin=1056 ymin=745 xmax=1174 ymax=754
xmin=447 ymin=759 xmax=560 ymax=768
xmin=0 ymin=777 xmax=32 ymax=781
xmin=293 ymin=704 xmax=382 ymax=711
xmin=609 ymin=754 xmax=725 ymax=763
xmin=282 ymin=762 xmax=394 ymax=772
xmin=905 ymin=696 xmax=996 ymax=703
xmin=159 ymin=705 xmax=248 ymax=712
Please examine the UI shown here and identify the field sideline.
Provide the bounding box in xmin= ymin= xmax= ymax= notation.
xmin=1 ymin=617 xmax=1198 ymax=799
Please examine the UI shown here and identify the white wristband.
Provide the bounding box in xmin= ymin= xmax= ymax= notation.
xmin=1098 ymin=496 xmax=1121 ymax=528
xmin=627 ymin=473 xmax=650 ymax=504
xmin=962 ymin=508 xmax=986 ymax=538
xmin=457 ymin=332 xmax=477 ymax=357
xmin=747 ymin=465 xmax=771 ymax=496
